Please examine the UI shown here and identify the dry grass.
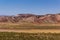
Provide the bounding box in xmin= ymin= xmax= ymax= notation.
xmin=0 ymin=23 xmax=60 ymax=29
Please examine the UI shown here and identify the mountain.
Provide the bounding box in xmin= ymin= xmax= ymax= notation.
xmin=0 ymin=13 xmax=60 ymax=24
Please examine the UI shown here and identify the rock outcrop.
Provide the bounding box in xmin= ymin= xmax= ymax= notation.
xmin=0 ymin=13 xmax=60 ymax=24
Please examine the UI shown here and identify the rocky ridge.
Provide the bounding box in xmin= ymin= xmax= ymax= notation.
xmin=0 ymin=14 xmax=60 ymax=24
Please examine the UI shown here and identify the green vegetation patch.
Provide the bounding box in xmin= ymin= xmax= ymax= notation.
xmin=0 ymin=32 xmax=60 ymax=40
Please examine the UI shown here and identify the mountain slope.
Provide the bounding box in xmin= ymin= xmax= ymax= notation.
xmin=0 ymin=13 xmax=60 ymax=24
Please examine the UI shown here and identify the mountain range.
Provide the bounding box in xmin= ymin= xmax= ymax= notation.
xmin=0 ymin=13 xmax=60 ymax=24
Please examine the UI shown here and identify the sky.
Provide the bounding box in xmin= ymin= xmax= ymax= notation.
xmin=0 ymin=0 xmax=60 ymax=15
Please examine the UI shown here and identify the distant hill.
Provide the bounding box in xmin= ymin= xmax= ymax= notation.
xmin=0 ymin=13 xmax=60 ymax=24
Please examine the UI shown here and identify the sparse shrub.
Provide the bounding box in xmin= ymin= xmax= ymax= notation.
xmin=0 ymin=32 xmax=60 ymax=40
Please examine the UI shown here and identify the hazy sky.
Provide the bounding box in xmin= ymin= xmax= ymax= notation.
xmin=0 ymin=0 xmax=60 ymax=15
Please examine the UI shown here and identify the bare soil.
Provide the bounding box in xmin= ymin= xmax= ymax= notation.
xmin=0 ymin=29 xmax=60 ymax=33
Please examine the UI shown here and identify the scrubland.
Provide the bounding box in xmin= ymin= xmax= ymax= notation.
xmin=0 ymin=32 xmax=60 ymax=40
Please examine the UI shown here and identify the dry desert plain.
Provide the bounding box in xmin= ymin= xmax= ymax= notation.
xmin=0 ymin=23 xmax=60 ymax=33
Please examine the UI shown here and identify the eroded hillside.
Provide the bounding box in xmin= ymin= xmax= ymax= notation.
xmin=0 ymin=14 xmax=60 ymax=24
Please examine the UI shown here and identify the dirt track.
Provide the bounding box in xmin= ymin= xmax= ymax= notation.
xmin=0 ymin=29 xmax=60 ymax=33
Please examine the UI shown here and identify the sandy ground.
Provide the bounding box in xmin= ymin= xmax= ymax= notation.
xmin=0 ymin=29 xmax=60 ymax=33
